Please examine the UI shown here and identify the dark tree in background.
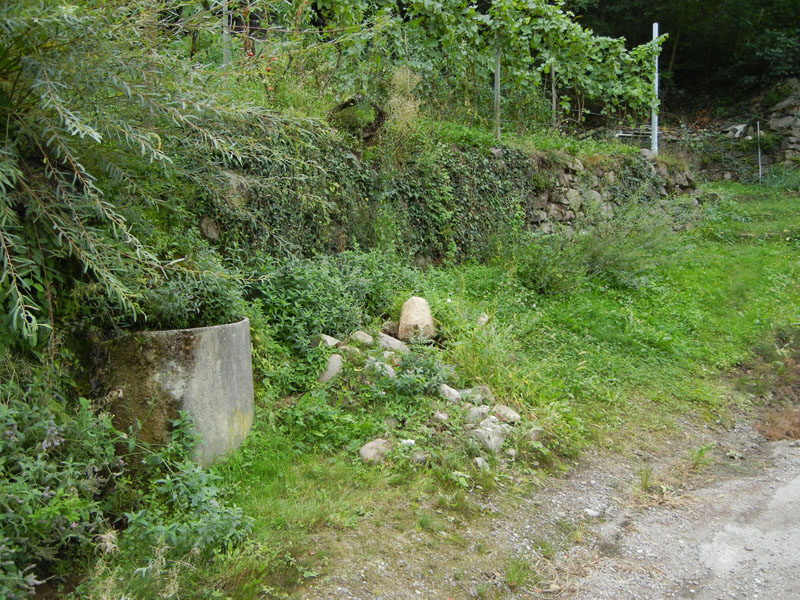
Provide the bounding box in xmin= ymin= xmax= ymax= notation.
xmin=566 ymin=0 xmax=800 ymax=108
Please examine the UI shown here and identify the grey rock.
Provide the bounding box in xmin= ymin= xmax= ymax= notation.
xmin=655 ymin=163 xmax=669 ymax=179
xmin=466 ymin=405 xmax=491 ymax=424
xmin=505 ymin=448 xmax=517 ymax=458
xmin=359 ymin=438 xmax=392 ymax=464
xmin=473 ymin=456 xmax=490 ymax=472
xmin=476 ymin=313 xmax=490 ymax=327
xmin=470 ymin=416 xmax=512 ymax=453
xmin=433 ymin=410 xmax=449 ymax=422
xmin=439 ymin=384 xmax=462 ymax=404
xmin=379 ymin=332 xmax=409 ymax=353
xmin=350 ymin=330 xmax=374 ymax=346
xmin=319 ymin=354 xmax=343 ymax=383
xmin=529 ymin=209 xmax=548 ymax=223
xmin=584 ymin=508 xmax=603 ymax=518
xmin=412 ymin=451 xmax=428 ymax=464
xmin=565 ymin=188 xmax=582 ymax=210
xmin=314 ymin=333 xmax=341 ymax=348
xmin=727 ymin=124 xmax=747 ymax=138
xmin=398 ymin=296 xmax=436 ymax=340
xmin=368 ymin=359 xmax=396 ymax=379
xmin=382 ymin=319 xmax=399 ymax=337
xmin=492 ymin=404 xmax=521 ymax=424
xmin=338 ymin=345 xmax=362 ymax=357
xmin=490 ymin=147 xmax=504 ymax=159
xmin=460 ymin=385 xmax=494 ymax=405
xmin=199 ymin=216 xmax=221 ymax=242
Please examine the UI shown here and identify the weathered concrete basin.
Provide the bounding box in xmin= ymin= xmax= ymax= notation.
xmin=104 ymin=318 xmax=254 ymax=467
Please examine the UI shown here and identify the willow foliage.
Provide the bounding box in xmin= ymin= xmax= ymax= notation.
xmin=0 ymin=0 xmax=325 ymax=349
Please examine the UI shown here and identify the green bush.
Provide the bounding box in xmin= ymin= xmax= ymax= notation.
xmin=0 ymin=374 xmax=122 ymax=598
xmin=250 ymin=252 xmax=418 ymax=353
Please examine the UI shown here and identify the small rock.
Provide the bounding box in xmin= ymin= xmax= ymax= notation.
xmin=433 ymin=410 xmax=449 ymax=422
xmin=505 ymin=448 xmax=517 ymax=458
xmin=473 ymin=457 xmax=490 ymax=472
xmin=460 ymin=385 xmax=493 ymax=405
xmin=490 ymin=147 xmax=504 ymax=159
xmin=338 ymin=345 xmax=362 ymax=357
xmin=350 ymin=330 xmax=374 ymax=346
xmin=492 ymin=405 xmax=521 ymax=424
xmin=359 ymin=438 xmax=392 ymax=464
xmin=466 ymin=405 xmax=491 ymax=424
xmin=439 ymin=384 xmax=462 ymax=404
xmin=319 ymin=354 xmax=343 ymax=383
xmin=470 ymin=416 xmax=511 ymax=453
xmin=476 ymin=313 xmax=490 ymax=327
xmin=384 ymin=416 xmax=400 ymax=429
xmin=639 ymin=148 xmax=655 ymax=161
xmin=584 ymin=508 xmax=603 ymax=518
xmin=398 ymin=296 xmax=436 ymax=340
xmin=314 ymin=334 xmax=341 ymax=348
xmin=412 ymin=451 xmax=428 ymax=465
xmin=382 ymin=319 xmax=399 ymax=337
xmin=399 ymin=438 xmax=416 ymax=446
xmin=199 ymin=216 xmax=221 ymax=242
xmin=368 ymin=359 xmax=396 ymax=379
xmin=379 ymin=332 xmax=409 ymax=353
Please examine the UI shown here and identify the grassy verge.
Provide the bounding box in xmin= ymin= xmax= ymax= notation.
xmin=74 ymin=182 xmax=800 ymax=599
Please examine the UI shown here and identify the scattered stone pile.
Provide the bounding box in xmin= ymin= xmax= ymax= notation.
xmin=766 ymin=78 xmax=800 ymax=166
xmin=314 ymin=297 xmax=525 ymax=471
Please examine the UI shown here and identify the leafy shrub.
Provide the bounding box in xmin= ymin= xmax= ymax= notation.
xmin=0 ymin=371 xmax=122 ymax=599
xmin=279 ymin=390 xmax=378 ymax=453
xmin=122 ymin=413 xmax=252 ymax=554
xmin=504 ymin=229 xmax=588 ymax=295
xmin=502 ymin=199 xmax=683 ymax=294
xmin=250 ymin=257 xmax=363 ymax=352
xmin=763 ymin=165 xmax=800 ymax=191
xmin=137 ymin=252 xmax=248 ymax=331
xmin=251 ymin=252 xmax=418 ymax=353
xmin=394 ymin=346 xmax=452 ymax=396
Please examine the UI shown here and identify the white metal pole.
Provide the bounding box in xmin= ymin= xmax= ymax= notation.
xmin=494 ymin=34 xmax=501 ymax=140
xmin=757 ymin=121 xmax=763 ymax=180
xmin=651 ymin=22 xmax=659 ymax=156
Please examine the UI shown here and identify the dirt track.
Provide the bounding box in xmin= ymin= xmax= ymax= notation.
xmin=570 ymin=439 xmax=800 ymax=600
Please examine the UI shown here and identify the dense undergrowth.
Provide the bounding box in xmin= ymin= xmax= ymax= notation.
xmin=2 ymin=2 xmax=800 ymax=598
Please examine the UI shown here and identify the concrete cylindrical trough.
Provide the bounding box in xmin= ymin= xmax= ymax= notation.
xmin=103 ymin=318 xmax=254 ymax=467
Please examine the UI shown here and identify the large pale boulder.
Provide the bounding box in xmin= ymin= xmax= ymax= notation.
xmin=398 ymin=296 xmax=436 ymax=340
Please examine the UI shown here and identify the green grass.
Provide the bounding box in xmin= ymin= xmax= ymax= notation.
xmin=75 ymin=182 xmax=800 ymax=599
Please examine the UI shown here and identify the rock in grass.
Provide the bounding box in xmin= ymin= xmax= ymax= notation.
xmin=368 ymin=359 xmax=396 ymax=379
xmin=473 ymin=456 xmax=490 ymax=472
xmin=398 ymin=296 xmax=436 ymax=340
xmin=359 ymin=438 xmax=392 ymax=464
xmin=439 ymin=384 xmax=462 ymax=404
xmin=460 ymin=385 xmax=493 ymax=406
xmin=379 ymin=332 xmax=409 ymax=353
xmin=492 ymin=405 xmax=521 ymax=424
xmin=466 ymin=405 xmax=491 ymax=424
xmin=350 ymin=330 xmax=374 ymax=346
xmin=314 ymin=334 xmax=341 ymax=348
xmin=470 ymin=416 xmax=512 ymax=453
xmin=433 ymin=410 xmax=449 ymax=422
xmin=318 ymin=354 xmax=343 ymax=383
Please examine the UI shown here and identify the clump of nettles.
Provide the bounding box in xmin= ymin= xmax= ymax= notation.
xmin=0 ymin=363 xmax=250 ymax=599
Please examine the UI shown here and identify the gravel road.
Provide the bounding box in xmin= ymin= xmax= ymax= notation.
xmin=570 ymin=439 xmax=800 ymax=600
xmin=298 ymin=422 xmax=800 ymax=600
